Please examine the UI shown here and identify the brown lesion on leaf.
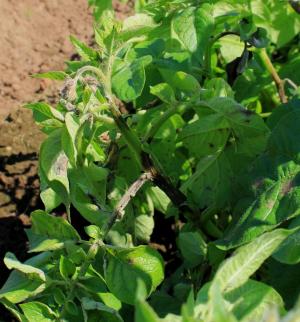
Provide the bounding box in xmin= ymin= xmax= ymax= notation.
xmin=127 ymin=258 xmax=134 ymax=265
xmin=281 ymin=179 xmax=295 ymax=196
xmin=266 ymin=199 xmax=276 ymax=210
xmin=252 ymin=177 xmax=264 ymax=191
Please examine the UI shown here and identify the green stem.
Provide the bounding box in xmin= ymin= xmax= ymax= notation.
xmin=94 ymin=114 xmax=115 ymax=125
xmin=60 ymin=241 xmax=102 ymax=318
xmin=110 ymin=103 xmax=143 ymax=168
xmin=66 ymin=205 xmax=71 ymax=223
xmin=143 ymin=102 xmax=189 ymax=143
xmin=256 ymin=48 xmax=287 ymax=104
xmin=204 ymin=31 xmax=240 ymax=76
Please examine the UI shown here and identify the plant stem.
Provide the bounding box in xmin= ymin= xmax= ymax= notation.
xmin=256 ymin=48 xmax=287 ymax=104
xmin=75 ymin=66 xmax=106 ymax=84
xmin=109 ymin=102 xmax=143 ymax=168
xmin=103 ymin=172 xmax=153 ymax=238
xmin=143 ymin=102 xmax=188 ymax=143
xmin=94 ymin=114 xmax=115 ymax=125
xmin=59 ymin=241 xmax=102 ymax=318
xmin=66 ymin=205 xmax=71 ymax=223
xmin=204 ymin=31 xmax=240 ymax=76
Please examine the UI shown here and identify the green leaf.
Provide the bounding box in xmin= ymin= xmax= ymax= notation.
xmin=180 ymin=97 xmax=269 ymax=211
xmin=32 ymin=71 xmax=67 ymax=81
xmin=279 ymin=56 xmax=300 ymax=86
xmin=0 ymin=299 xmax=29 ymax=322
xmin=218 ymin=159 xmax=300 ymax=249
xmin=150 ymin=83 xmax=176 ymax=104
xmin=267 ymin=99 xmax=300 ymax=158
xmin=20 ymin=302 xmax=56 ymax=322
xmin=53 ymin=288 xmax=66 ymax=305
xmin=134 ymin=214 xmax=154 ymax=243
xmin=25 ymin=102 xmax=64 ymax=123
xmin=0 ymin=253 xmax=51 ymax=303
xmin=81 ymin=297 xmax=124 ymax=322
xmin=61 ymin=112 xmax=80 ymax=166
xmin=105 ymin=246 xmax=164 ymax=305
xmin=88 ymin=0 xmax=112 ymax=22
xmin=135 ymin=300 xmax=160 ymax=322
xmin=26 ymin=210 xmax=80 ymax=252
xmin=202 ymin=78 xmax=234 ymax=100
xmin=85 ymin=225 xmax=103 ymax=239
xmin=250 ymin=0 xmax=300 ymax=47
xmin=177 ymin=231 xmax=207 ymax=268
xmin=266 ymin=259 xmax=300 ymax=309
xmin=65 ymin=300 xmax=80 ymax=316
xmin=59 ymin=255 xmax=76 ymax=279
xmin=120 ymin=13 xmax=157 ymax=42
xmin=70 ymin=35 xmax=98 ymax=61
xmin=219 ymin=35 xmax=244 ymax=63
xmin=112 ymin=56 xmax=152 ymax=102
xmin=166 ymin=71 xmax=200 ymax=94
xmin=178 ymin=113 xmax=230 ymax=159
xmin=40 ymin=187 xmax=62 ymax=212
xmin=147 ymin=187 xmax=172 ymax=216
xmin=68 ymin=164 xmax=109 ymax=225
xmin=212 ymin=229 xmax=292 ymax=293
xmin=207 ymin=283 xmax=238 ymax=322
xmin=171 ymin=4 xmax=214 ymax=64
xmin=273 ymin=216 xmax=300 ymax=264
xmin=225 ymin=280 xmax=284 ymax=321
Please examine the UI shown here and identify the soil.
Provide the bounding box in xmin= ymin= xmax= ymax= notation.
xmin=0 ymin=1 xmax=133 ymax=320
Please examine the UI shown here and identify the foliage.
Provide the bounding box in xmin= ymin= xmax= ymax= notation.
xmin=1 ymin=0 xmax=300 ymax=321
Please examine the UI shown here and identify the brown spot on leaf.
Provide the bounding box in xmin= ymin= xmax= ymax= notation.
xmin=127 ymin=258 xmax=134 ymax=265
xmin=252 ymin=178 xmax=264 ymax=190
xmin=281 ymin=180 xmax=294 ymax=195
xmin=266 ymin=199 xmax=276 ymax=209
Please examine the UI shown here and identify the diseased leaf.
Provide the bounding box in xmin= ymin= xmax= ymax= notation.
xmin=180 ymin=97 xmax=269 ymax=211
xmin=39 ymin=129 xmax=70 ymax=206
xmin=219 ymin=159 xmax=300 ymax=249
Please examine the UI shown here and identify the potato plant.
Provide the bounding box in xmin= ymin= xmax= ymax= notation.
xmin=1 ymin=0 xmax=300 ymax=321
